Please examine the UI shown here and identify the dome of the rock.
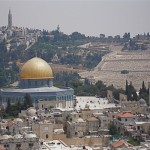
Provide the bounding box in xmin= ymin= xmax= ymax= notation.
xmin=20 ymin=57 xmax=53 ymax=79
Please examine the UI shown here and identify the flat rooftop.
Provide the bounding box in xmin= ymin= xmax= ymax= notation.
xmin=75 ymin=96 xmax=119 ymax=110
xmin=41 ymin=140 xmax=69 ymax=150
xmin=40 ymin=140 xmax=93 ymax=150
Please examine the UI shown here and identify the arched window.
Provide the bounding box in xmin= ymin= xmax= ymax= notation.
xmin=41 ymin=80 xmax=43 ymax=86
xmin=46 ymin=134 xmax=49 ymax=139
xmin=35 ymin=81 xmax=37 ymax=86
xmin=28 ymin=80 xmax=31 ymax=87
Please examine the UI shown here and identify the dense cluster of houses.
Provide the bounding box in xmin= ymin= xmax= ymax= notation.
xmin=0 ymin=25 xmax=42 ymax=50
xmin=0 ymin=92 xmax=150 ymax=150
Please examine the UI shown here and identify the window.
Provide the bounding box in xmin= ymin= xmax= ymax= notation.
xmin=4 ymin=144 xmax=9 ymax=148
xmin=137 ymin=126 xmax=140 ymax=130
xmin=118 ymin=117 xmax=121 ymax=121
xmin=44 ymin=126 xmax=48 ymax=131
xmin=46 ymin=134 xmax=49 ymax=139
xmin=29 ymin=143 xmax=33 ymax=147
xmin=125 ymin=118 xmax=127 ymax=121
xmin=35 ymin=81 xmax=37 ymax=86
xmin=16 ymin=144 xmax=21 ymax=148
xmin=13 ymin=127 xmax=15 ymax=133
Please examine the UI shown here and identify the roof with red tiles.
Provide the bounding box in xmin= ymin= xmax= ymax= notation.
xmin=111 ymin=140 xmax=132 ymax=148
xmin=7 ymin=121 xmax=17 ymax=127
xmin=0 ymin=145 xmax=6 ymax=150
xmin=116 ymin=111 xmax=135 ymax=118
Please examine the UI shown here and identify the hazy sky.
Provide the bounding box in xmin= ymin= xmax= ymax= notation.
xmin=0 ymin=0 xmax=150 ymax=37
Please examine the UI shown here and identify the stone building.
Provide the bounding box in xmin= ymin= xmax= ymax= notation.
xmin=0 ymin=132 xmax=39 ymax=150
xmin=0 ymin=57 xmax=74 ymax=109
xmin=86 ymin=117 xmax=100 ymax=135
xmin=32 ymin=120 xmax=54 ymax=140
xmin=67 ymin=118 xmax=86 ymax=138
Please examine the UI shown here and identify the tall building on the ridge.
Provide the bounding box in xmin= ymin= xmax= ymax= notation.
xmin=8 ymin=9 xmax=12 ymax=30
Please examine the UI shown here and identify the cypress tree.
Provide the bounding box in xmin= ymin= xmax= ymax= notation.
xmin=24 ymin=93 xmax=33 ymax=109
xmin=5 ymin=98 xmax=12 ymax=115
xmin=142 ymin=81 xmax=147 ymax=93
xmin=125 ymin=80 xmax=128 ymax=95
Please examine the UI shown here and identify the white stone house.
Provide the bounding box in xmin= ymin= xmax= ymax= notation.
xmin=32 ymin=120 xmax=54 ymax=140
xmin=86 ymin=117 xmax=100 ymax=135
xmin=114 ymin=111 xmax=137 ymax=134
xmin=66 ymin=118 xmax=86 ymax=138
xmin=6 ymin=121 xmax=20 ymax=135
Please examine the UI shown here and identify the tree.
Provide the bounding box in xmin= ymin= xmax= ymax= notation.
xmin=65 ymin=81 xmax=69 ymax=87
xmin=121 ymin=70 xmax=129 ymax=74
xmin=139 ymin=81 xmax=149 ymax=105
xmin=60 ymin=54 xmax=82 ymax=65
xmin=42 ymin=29 xmax=49 ymax=35
xmin=113 ymin=88 xmax=125 ymax=100
xmin=123 ymin=32 xmax=130 ymax=42
xmin=125 ymin=80 xmax=128 ymax=95
xmin=5 ymin=98 xmax=12 ymax=115
xmin=0 ymin=68 xmax=7 ymax=87
xmin=24 ymin=93 xmax=33 ymax=109
xmin=16 ymin=101 xmax=22 ymax=112
xmin=142 ymin=81 xmax=147 ymax=93
xmin=109 ymin=123 xmax=118 ymax=137
xmin=84 ymin=53 xmax=102 ymax=69
xmin=125 ymin=81 xmax=137 ymax=101
xmin=139 ymin=81 xmax=148 ymax=95
xmin=128 ymin=137 xmax=140 ymax=146
xmin=95 ymin=81 xmax=106 ymax=90
xmin=70 ymin=32 xmax=86 ymax=40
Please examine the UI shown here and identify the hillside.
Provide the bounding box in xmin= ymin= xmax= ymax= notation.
xmin=80 ymin=45 xmax=150 ymax=90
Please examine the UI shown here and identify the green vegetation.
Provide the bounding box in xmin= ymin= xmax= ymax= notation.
xmin=1 ymin=71 xmax=149 ymax=118
xmin=0 ymin=68 xmax=7 ymax=87
xmin=0 ymin=30 xmax=110 ymax=87
xmin=84 ymin=53 xmax=102 ymax=69
xmin=109 ymin=123 xmax=120 ymax=139
xmin=109 ymin=123 xmax=118 ymax=136
xmin=139 ymin=81 xmax=149 ymax=105
xmin=122 ymin=32 xmax=150 ymax=51
xmin=24 ymin=93 xmax=33 ymax=109
xmin=123 ymin=32 xmax=130 ymax=42
xmin=125 ymin=80 xmax=149 ymax=104
xmin=54 ymin=72 xmax=149 ymax=103
xmin=121 ymin=70 xmax=129 ymax=74
xmin=0 ymin=41 xmax=8 ymax=87
xmin=54 ymin=72 xmax=125 ymax=98
xmin=0 ymin=41 xmax=19 ymax=87
xmin=125 ymin=80 xmax=138 ymax=101
xmin=0 ymin=93 xmax=33 ymax=119
xmin=60 ymin=54 xmax=82 ymax=65
xmin=128 ymin=137 xmax=140 ymax=146
xmin=27 ymin=30 xmax=108 ymax=69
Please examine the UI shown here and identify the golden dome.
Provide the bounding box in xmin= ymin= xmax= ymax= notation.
xmin=20 ymin=57 xmax=53 ymax=79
